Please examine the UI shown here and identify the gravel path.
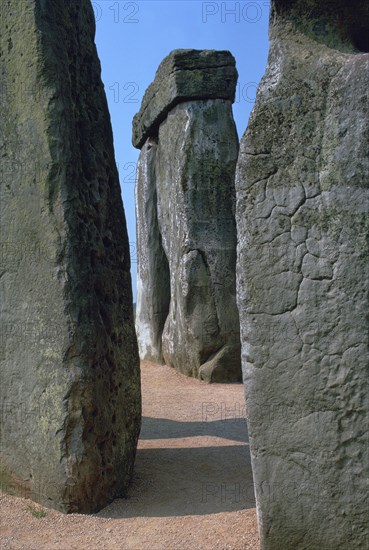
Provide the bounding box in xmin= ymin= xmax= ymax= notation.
xmin=0 ymin=361 xmax=259 ymax=549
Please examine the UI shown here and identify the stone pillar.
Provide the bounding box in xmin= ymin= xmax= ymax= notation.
xmin=0 ymin=0 xmax=141 ymax=513
xmin=135 ymin=137 xmax=170 ymax=363
xmin=235 ymin=1 xmax=369 ymax=548
xmin=133 ymin=50 xmax=241 ymax=382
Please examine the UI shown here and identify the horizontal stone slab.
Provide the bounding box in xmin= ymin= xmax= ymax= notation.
xmin=132 ymin=49 xmax=238 ymax=148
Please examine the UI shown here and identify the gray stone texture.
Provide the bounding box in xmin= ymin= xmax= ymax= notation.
xmin=235 ymin=1 xmax=369 ymax=548
xmin=135 ymin=138 xmax=170 ymax=363
xmin=134 ymin=50 xmax=241 ymax=382
xmin=0 ymin=0 xmax=141 ymax=513
xmin=132 ymin=49 xmax=238 ymax=149
xmin=156 ymin=99 xmax=241 ymax=382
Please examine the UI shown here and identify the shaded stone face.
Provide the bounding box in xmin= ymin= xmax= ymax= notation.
xmin=0 ymin=0 xmax=141 ymax=513
xmin=272 ymin=0 xmax=369 ymax=53
xmin=236 ymin=0 xmax=369 ymax=548
xmin=134 ymin=50 xmax=241 ymax=382
xmin=135 ymin=138 xmax=170 ymax=364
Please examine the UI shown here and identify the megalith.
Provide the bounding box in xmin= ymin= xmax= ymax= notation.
xmin=0 ymin=0 xmax=141 ymax=513
xmin=133 ymin=50 xmax=241 ymax=382
xmin=134 ymin=137 xmax=170 ymax=364
xmin=236 ymin=1 xmax=369 ymax=548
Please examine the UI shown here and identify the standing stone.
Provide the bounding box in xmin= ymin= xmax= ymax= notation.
xmin=135 ymin=137 xmax=170 ymax=363
xmin=134 ymin=50 xmax=241 ymax=382
xmin=236 ymin=1 xmax=369 ymax=548
xmin=0 ymin=0 xmax=141 ymax=513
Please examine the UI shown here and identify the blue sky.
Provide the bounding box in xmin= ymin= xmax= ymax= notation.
xmin=94 ymin=0 xmax=270 ymax=300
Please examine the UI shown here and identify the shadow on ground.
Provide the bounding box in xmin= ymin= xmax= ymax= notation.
xmin=140 ymin=416 xmax=249 ymax=443
xmin=98 ymin=417 xmax=255 ymax=518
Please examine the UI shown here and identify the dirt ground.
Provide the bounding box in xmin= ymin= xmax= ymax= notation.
xmin=0 ymin=361 xmax=260 ymax=550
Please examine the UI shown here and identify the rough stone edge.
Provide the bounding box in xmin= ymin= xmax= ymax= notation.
xmin=132 ymin=49 xmax=238 ymax=148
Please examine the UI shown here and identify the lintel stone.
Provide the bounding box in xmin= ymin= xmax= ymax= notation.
xmin=132 ymin=49 xmax=238 ymax=149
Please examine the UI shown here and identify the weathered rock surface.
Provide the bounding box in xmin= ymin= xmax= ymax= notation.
xmin=156 ymin=100 xmax=241 ymax=382
xmin=236 ymin=1 xmax=369 ymax=548
xmin=0 ymin=0 xmax=141 ymax=513
xmin=132 ymin=49 xmax=238 ymax=148
xmin=134 ymin=50 xmax=241 ymax=382
xmin=135 ymin=138 xmax=170 ymax=363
